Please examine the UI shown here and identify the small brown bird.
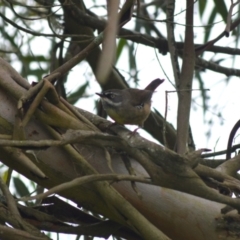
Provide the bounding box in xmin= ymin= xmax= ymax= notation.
xmin=96 ymin=78 xmax=164 ymax=129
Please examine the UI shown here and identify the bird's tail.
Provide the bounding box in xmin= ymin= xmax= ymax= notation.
xmin=144 ymin=78 xmax=164 ymax=91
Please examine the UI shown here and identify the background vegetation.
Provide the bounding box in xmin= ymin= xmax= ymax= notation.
xmin=0 ymin=0 xmax=240 ymax=239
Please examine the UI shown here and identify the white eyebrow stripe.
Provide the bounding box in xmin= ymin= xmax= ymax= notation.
xmin=105 ymin=92 xmax=121 ymax=96
xmin=102 ymin=98 xmax=122 ymax=106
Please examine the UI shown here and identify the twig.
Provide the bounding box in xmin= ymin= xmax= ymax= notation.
xmin=18 ymin=174 xmax=151 ymax=202
xmin=225 ymin=0 xmax=240 ymax=36
xmin=164 ymin=88 xmax=209 ymax=149
xmin=202 ymin=143 xmax=240 ymax=158
xmin=0 ymin=178 xmax=22 ymax=219
xmin=196 ymin=2 xmax=240 ymax=55
xmin=195 ymin=57 xmax=240 ymax=77
xmin=166 ymin=0 xmax=180 ymax=86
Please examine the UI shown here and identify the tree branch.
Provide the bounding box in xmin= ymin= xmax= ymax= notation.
xmin=176 ymin=0 xmax=195 ymax=154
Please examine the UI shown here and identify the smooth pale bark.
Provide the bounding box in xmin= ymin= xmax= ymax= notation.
xmin=0 ymin=59 xmax=236 ymax=240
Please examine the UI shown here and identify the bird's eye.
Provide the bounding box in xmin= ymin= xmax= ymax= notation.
xmin=136 ymin=103 xmax=144 ymax=109
xmin=107 ymin=93 xmax=115 ymax=99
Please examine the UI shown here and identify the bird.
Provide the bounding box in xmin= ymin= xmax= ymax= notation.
xmin=96 ymin=78 xmax=164 ymax=130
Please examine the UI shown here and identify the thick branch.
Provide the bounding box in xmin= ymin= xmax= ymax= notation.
xmin=176 ymin=0 xmax=195 ymax=154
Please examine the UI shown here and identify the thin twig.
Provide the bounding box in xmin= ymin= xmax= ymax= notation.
xmin=18 ymin=174 xmax=151 ymax=202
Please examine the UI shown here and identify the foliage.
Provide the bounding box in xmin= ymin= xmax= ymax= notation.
xmin=0 ymin=1 xmax=240 ymax=240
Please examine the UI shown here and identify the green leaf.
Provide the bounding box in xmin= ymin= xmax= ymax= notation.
xmin=116 ymin=38 xmax=127 ymax=63
xmin=213 ymin=0 xmax=228 ymax=23
xmin=22 ymin=55 xmax=48 ymax=63
xmin=203 ymin=6 xmax=217 ymax=44
xmin=199 ymin=0 xmax=207 ymax=17
xmin=67 ymin=81 xmax=89 ymax=105
xmin=13 ymin=177 xmax=30 ymax=197
xmin=128 ymin=42 xmax=138 ymax=83
xmin=195 ymin=71 xmax=209 ymax=116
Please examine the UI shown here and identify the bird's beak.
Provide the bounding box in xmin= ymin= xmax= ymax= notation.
xmin=95 ymin=92 xmax=104 ymax=97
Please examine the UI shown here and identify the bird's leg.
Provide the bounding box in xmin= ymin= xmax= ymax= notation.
xmin=127 ymin=126 xmax=141 ymax=139
xmin=132 ymin=127 xmax=140 ymax=134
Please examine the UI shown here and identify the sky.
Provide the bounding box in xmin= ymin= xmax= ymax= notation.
xmin=10 ymin=0 xmax=240 ymax=155
xmin=58 ymin=0 xmax=240 ymax=157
